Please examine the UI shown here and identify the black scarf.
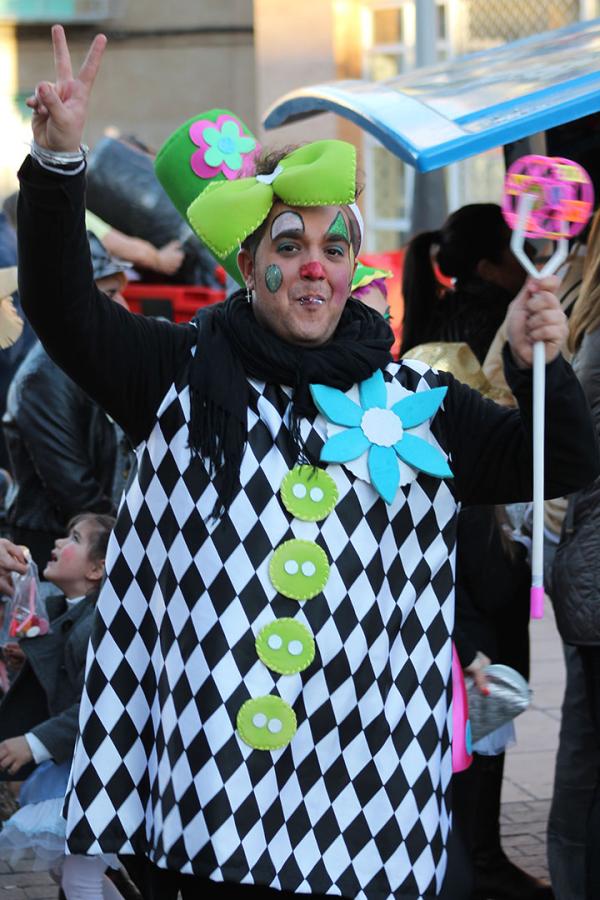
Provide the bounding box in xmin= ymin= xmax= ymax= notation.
xmin=190 ymin=291 xmax=394 ymax=516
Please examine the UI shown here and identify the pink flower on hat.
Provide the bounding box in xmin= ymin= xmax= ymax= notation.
xmin=189 ymin=114 xmax=258 ymax=180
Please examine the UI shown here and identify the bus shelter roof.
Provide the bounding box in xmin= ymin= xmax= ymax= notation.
xmin=262 ymin=17 xmax=600 ymax=172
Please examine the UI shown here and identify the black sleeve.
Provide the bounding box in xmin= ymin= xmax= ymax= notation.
xmin=440 ymin=347 xmax=600 ymax=505
xmin=16 ymin=157 xmax=196 ymax=446
xmin=15 ymin=368 xmax=114 ymax=517
xmin=453 ymin=620 xmax=478 ymax=671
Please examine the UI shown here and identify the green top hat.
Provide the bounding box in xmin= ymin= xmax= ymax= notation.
xmin=155 ymin=109 xmax=260 ymax=285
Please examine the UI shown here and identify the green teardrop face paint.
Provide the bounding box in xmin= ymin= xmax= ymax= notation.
xmin=265 ymin=264 xmax=283 ymax=293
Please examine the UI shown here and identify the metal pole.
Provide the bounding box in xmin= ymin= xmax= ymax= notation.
xmin=415 ymin=0 xmax=437 ymax=67
xmin=410 ymin=0 xmax=447 ymax=236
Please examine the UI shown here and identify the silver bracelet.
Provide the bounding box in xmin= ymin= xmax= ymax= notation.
xmin=33 ymin=157 xmax=86 ymax=177
xmin=30 ymin=139 xmax=89 ymax=167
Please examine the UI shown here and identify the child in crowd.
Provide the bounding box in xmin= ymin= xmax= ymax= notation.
xmin=0 ymin=513 xmax=124 ymax=899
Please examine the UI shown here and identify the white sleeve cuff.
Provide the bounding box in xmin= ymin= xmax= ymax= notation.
xmin=24 ymin=732 xmax=52 ymax=764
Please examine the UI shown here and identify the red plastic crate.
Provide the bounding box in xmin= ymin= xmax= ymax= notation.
xmin=123 ymin=283 xmax=225 ymax=323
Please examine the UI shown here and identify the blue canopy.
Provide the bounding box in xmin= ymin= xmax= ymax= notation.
xmin=263 ymin=17 xmax=600 ymax=172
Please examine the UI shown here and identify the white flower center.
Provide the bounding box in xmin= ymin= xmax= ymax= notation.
xmin=361 ymin=407 xmax=403 ymax=448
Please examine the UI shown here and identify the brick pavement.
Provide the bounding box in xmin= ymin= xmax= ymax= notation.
xmin=500 ymin=602 xmax=564 ymax=884
xmin=0 ymin=605 xmax=565 ymax=898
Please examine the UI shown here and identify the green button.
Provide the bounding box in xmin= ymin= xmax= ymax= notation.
xmin=256 ymin=618 xmax=315 ymax=674
xmin=280 ymin=465 xmax=339 ymax=522
xmin=237 ymin=696 xmax=297 ymax=750
xmin=269 ymin=539 xmax=329 ymax=600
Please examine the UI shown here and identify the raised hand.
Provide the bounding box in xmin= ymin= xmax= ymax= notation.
xmin=26 ymin=24 xmax=107 ymax=153
xmin=506 ymin=275 xmax=568 ymax=369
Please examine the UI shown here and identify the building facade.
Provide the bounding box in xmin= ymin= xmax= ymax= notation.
xmin=1 ymin=0 xmax=599 ymax=252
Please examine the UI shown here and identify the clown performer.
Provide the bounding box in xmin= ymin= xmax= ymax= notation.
xmin=13 ymin=25 xmax=599 ymax=900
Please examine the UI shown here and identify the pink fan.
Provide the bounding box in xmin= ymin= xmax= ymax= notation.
xmin=502 ymin=155 xmax=593 ymax=619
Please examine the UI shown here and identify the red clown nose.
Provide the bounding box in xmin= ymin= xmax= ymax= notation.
xmin=299 ymin=261 xmax=326 ymax=280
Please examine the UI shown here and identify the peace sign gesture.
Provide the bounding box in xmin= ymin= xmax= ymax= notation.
xmin=26 ymin=24 xmax=107 ymax=153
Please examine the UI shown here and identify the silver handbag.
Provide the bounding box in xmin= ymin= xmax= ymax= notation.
xmin=466 ymin=664 xmax=532 ymax=743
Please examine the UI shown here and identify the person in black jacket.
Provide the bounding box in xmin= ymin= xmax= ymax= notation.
xmin=2 ymin=235 xmax=129 ymax=570
xmin=549 ymin=208 xmax=600 ymax=900
xmin=405 ymin=343 xmax=552 ymax=900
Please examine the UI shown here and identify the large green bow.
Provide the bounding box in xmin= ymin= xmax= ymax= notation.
xmin=187 ymin=139 xmax=357 ymax=259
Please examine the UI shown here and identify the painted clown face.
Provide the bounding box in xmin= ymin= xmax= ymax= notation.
xmin=238 ymin=203 xmax=357 ymax=347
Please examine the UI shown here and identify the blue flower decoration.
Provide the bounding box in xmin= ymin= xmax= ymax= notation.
xmin=310 ymin=370 xmax=453 ymax=504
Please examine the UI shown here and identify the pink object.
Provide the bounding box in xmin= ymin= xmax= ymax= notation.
xmin=503 ymin=155 xmax=594 ymax=624
xmin=299 ymin=261 xmax=327 ymax=280
xmin=502 ymin=154 xmax=593 ymax=239
xmin=530 ymin=585 xmax=545 ymax=620
xmin=189 ymin=114 xmax=260 ymax=181
xmin=451 ymin=643 xmax=473 ymax=773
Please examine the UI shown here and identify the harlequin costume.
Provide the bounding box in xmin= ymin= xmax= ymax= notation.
xmin=15 ymin=112 xmax=599 ymax=900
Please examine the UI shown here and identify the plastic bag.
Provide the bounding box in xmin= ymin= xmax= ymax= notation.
xmin=0 ymin=559 xmax=50 ymax=642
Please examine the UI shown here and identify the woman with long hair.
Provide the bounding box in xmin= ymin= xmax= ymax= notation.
xmin=401 ymin=203 xmax=529 ymax=361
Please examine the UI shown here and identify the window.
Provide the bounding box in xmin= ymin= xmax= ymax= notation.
xmin=361 ymin=1 xmax=451 ymax=250
xmin=360 ymin=0 xmax=585 ymax=249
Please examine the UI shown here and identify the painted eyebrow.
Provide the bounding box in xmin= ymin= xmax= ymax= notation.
xmin=271 ymin=210 xmax=305 ymax=240
xmin=272 ymin=229 xmax=350 ymax=250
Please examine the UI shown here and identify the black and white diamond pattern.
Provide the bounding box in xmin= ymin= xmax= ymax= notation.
xmin=65 ymin=359 xmax=458 ymax=900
